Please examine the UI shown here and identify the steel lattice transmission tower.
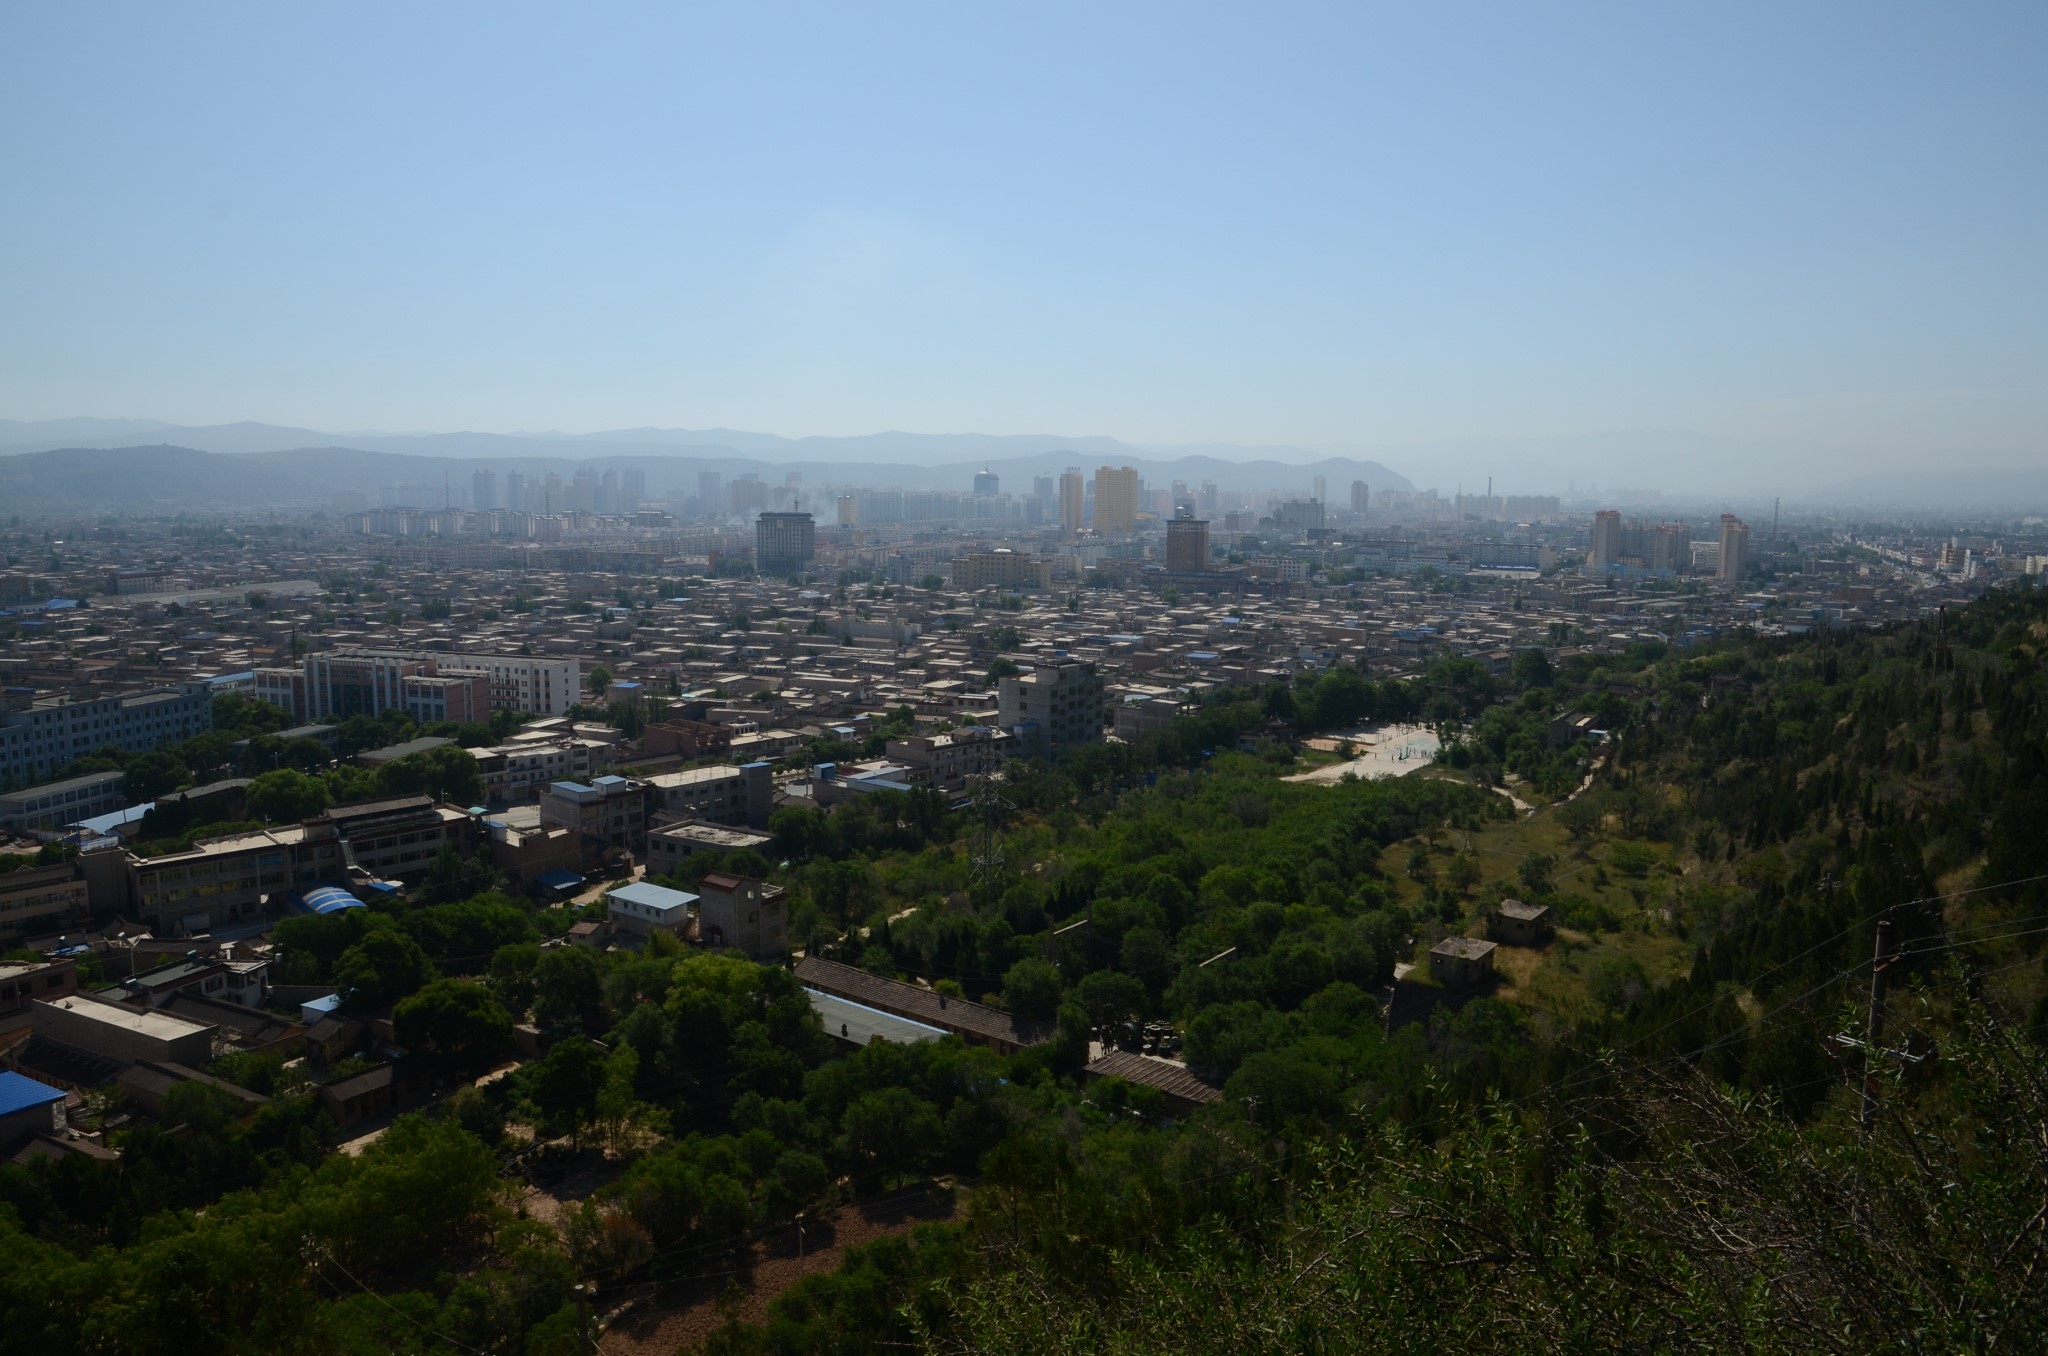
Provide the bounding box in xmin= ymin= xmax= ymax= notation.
xmin=968 ymin=735 xmax=1011 ymax=897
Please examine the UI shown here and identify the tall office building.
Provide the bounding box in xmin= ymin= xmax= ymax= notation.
xmin=1032 ymin=474 xmax=1054 ymax=505
xmin=569 ymin=467 xmax=598 ymax=512
xmin=756 ymin=510 xmax=816 ymax=574
xmin=1199 ymin=480 xmax=1220 ymax=514
xmin=1058 ymin=468 xmax=1086 ymax=537
xmin=1586 ymin=510 xmax=1623 ymax=573
xmin=1165 ymin=514 xmax=1211 ymax=573
xmin=470 ymin=469 xmax=498 ymax=510
xmin=503 ymin=471 xmax=525 ymax=513
xmin=1350 ymin=480 xmax=1370 ymax=514
xmin=1273 ymin=499 xmax=1326 ymax=532
xmin=1093 ymin=465 xmax=1139 ymax=534
xmin=1717 ymin=514 xmax=1750 ymax=585
xmin=836 ymin=495 xmax=859 ymax=526
xmin=973 ymin=469 xmax=1001 ymax=496
xmin=1313 ymin=475 xmax=1327 ymax=506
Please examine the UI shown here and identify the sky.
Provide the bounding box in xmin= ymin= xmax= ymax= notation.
xmin=2 ymin=2 xmax=2044 ymax=486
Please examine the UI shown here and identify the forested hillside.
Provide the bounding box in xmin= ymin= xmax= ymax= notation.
xmin=3 ymin=587 xmax=2045 ymax=1355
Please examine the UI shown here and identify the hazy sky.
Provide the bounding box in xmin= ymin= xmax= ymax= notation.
xmin=3 ymin=3 xmax=2044 ymax=473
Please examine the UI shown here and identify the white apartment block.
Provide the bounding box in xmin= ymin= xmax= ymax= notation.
xmin=254 ymin=648 xmax=578 ymax=722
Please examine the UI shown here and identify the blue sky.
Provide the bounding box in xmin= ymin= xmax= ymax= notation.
xmin=2 ymin=2 xmax=2043 ymax=477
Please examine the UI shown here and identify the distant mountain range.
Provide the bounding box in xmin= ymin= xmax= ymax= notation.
xmin=2 ymin=419 xmax=2040 ymax=514
xmin=0 ymin=428 xmax=1416 ymax=516
xmin=0 ymin=417 xmax=1367 ymax=473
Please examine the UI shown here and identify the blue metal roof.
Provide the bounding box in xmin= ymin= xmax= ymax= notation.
xmin=0 ymin=1070 xmax=66 ymax=1117
xmin=534 ymin=868 xmax=584 ymax=891
xmin=293 ymin=886 xmax=365 ymax=915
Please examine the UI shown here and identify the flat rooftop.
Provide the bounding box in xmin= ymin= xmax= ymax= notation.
xmin=805 ymin=990 xmax=947 ymax=1047
xmin=37 ymin=995 xmax=215 ymax=1040
xmin=652 ymin=821 xmax=772 ymax=848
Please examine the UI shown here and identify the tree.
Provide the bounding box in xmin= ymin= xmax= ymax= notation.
xmin=1512 ymin=647 xmax=1555 ymax=689
xmin=920 ymin=574 xmax=945 ymax=591
xmin=245 ymin=768 xmax=331 ymax=824
xmin=1559 ymin=796 xmax=1601 ymax=850
xmin=1001 ymin=957 xmax=1063 ymax=1021
xmin=1074 ymin=969 xmax=1148 ymax=1030
xmin=401 ymin=894 xmax=536 ymax=968
xmin=333 ymin=930 xmax=437 ymax=1013
xmin=414 ymin=845 xmax=500 ymax=907
xmin=394 ymin=979 xmax=514 ymax=1080
xmin=1447 ymin=853 xmax=1482 ymax=898
xmin=838 ymin=1086 xmax=943 ymax=1188
xmin=126 ymin=749 xmax=190 ymax=801
xmin=532 ymin=944 xmax=605 ymax=1034
xmin=374 ymin=746 xmax=483 ymax=804
xmin=1516 ymin=852 xmax=1556 ymax=898
xmin=527 ymin=1038 xmax=608 ymax=1146
xmin=587 ymin=665 xmax=613 ymax=699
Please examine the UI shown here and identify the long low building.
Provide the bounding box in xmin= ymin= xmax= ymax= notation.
xmin=33 ymin=995 xmax=215 ymax=1066
xmin=0 ymin=770 xmax=128 ymax=832
xmin=1084 ymin=1048 xmax=1223 ymax=1116
xmin=794 ymin=956 xmax=1051 ymax=1056
xmin=126 ymin=795 xmax=473 ymax=935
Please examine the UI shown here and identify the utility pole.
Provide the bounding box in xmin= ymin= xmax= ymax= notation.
xmin=1860 ymin=918 xmax=1892 ymax=1131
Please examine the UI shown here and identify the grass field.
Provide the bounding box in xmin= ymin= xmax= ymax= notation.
xmin=1374 ymin=769 xmax=1698 ymax=1020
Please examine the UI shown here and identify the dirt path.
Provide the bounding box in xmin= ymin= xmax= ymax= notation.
xmin=598 ymin=1184 xmax=960 ymax=1355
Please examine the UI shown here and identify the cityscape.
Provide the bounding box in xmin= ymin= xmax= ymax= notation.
xmin=3 ymin=3 xmax=2046 ymax=1353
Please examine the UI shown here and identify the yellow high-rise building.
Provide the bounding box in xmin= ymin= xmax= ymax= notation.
xmin=1093 ymin=464 xmax=1138 ymax=534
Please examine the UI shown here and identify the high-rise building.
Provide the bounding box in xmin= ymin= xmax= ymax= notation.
xmin=1313 ymin=475 xmax=1327 ymax=506
xmin=756 ymin=510 xmax=816 ymax=574
xmin=471 ymin=469 xmax=498 ymax=510
xmin=973 ymin=469 xmax=1000 ymax=496
xmin=1058 ymin=469 xmax=1086 ymax=537
xmin=698 ymin=471 xmax=723 ymax=513
xmin=1165 ymin=514 xmax=1211 ymax=573
xmin=570 ymin=467 xmax=598 ymax=512
xmin=1717 ymin=514 xmax=1750 ymax=585
xmin=1032 ymin=474 xmax=1054 ymax=504
xmin=1199 ymin=480 xmax=1219 ymax=514
xmin=1350 ymin=480 xmax=1370 ymax=514
xmin=836 ymin=495 xmax=859 ymax=526
xmin=504 ymin=471 xmax=525 ymax=513
xmin=1273 ymin=499 xmax=1325 ymax=532
xmin=622 ymin=468 xmax=646 ymax=509
xmin=1093 ymin=465 xmax=1139 ymax=533
xmin=1587 ymin=510 xmax=1623 ymax=573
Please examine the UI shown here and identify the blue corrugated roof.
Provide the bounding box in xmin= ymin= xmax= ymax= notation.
xmin=0 ymin=1070 xmax=66 ymax=1117
xmin=294 ymin=886 xmax=364 ymax=915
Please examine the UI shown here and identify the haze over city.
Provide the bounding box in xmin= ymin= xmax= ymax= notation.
xmin=5 ymin=3 xmax=2046 ymax=497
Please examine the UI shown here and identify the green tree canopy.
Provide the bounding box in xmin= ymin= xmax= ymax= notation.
xmin=245 ymin=768 xmax=332 ymax=824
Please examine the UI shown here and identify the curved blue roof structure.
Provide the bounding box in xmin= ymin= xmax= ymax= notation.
xmin=292 ymin=886 xmax=365 ymax=916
